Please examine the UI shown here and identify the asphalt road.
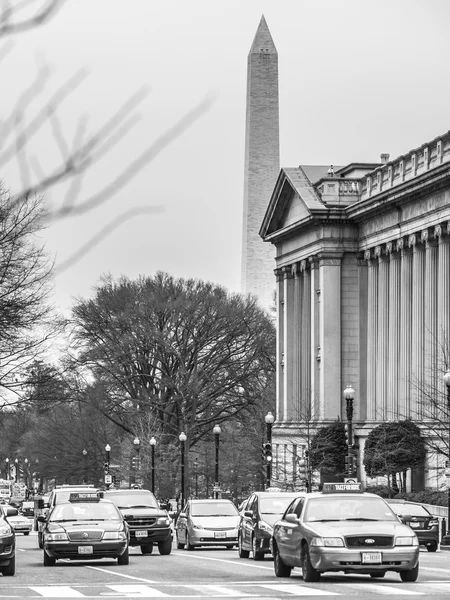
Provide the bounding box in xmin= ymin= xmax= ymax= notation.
xmin=2 ymin=533 xmax=449 ymax=599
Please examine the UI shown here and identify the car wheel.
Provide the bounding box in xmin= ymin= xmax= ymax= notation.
xmin=400 ymin=563 xmax=419 ymax=582
xmin=24 ymin=532 xmax=30 ymax=536
xmin=2 ymin=556 xmax=15 ymax=576
xmin=238 ymin=534 xmax=250 ymax=559
xmin=186 ymin=534 xmax=195 ymax=551
xmin=302 ymin=544 xmax=320 ymax=582
xmin=176 ymin=534 xmax=185 ymax=549
xmin=252 ymin=535 xmax=264 ymax=561
xmin=370 ymin=572 xmax=385 ymax=578
xmin=158 ymin=537 xmax=172 ymax=555
xmin=141 ymin=544 xmax=153 ymax=554
xmin=38 ymin=531 xmax=43 ymax=549
xmin=427 ymin=542 xmax=438 ymax=552
xmin=117 ymin=547 xmax=130 ymax=565
xmin=273 ymin=545 xmax=291 ymax=578
xmin=43 ymin=551 xmax=55 ymax=567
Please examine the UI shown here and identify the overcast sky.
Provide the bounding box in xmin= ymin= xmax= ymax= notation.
xmin=2 ymin=0 xmax=450 ymax=315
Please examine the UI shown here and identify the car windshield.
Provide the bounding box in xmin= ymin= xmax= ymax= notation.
xmin=389 ymin=503 xmax=431 ymax=517
xmin=50 ymin=502 xmax=122 ymax=522
xmin=259 ymin=495 xmax=300 ymax=515
xmin=304 ymin=496 xmax=398 ymax=522
xmin=106 ymin=491 xmax=159 ymax=509
xmin=191 ymin=502 xmax=238 ymax=517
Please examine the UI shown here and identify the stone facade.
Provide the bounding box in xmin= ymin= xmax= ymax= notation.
xmin=241 ymin=16 xmax=279 ymax=311
xmin=260 ymin=131 xmax=450 ymax=490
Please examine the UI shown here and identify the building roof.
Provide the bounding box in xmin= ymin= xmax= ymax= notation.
xmin=300 ymin=165 xmax=344 ymax=185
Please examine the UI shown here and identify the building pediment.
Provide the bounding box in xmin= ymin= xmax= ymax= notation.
xmin=260 ymin=167 xmax=325 ymax=238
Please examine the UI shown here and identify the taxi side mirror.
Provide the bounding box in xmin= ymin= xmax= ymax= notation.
xmin=37 ymin=515 xmax=47 ymax=523
xmin=285 ymin=514 xmax=299 ymax=524
xmin=244 ymin=510 xmax=253 ymax=518
xmin=401 ymin=514 xmax=412 ymax=521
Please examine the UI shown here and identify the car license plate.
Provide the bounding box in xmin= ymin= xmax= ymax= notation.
xmin=78 ymin=546 xmax=93 ymax=554
xmin=362 ymin=552 xmax=382 ymax=564
xmin=214 ymin=531 xmax=226 ymax=539
xmin=409 ymin=522 xmax=420 ymax=528
xmin=136 ymin=530 xmax=148 ymax=538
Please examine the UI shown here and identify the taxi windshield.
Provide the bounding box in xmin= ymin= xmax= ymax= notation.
xmin=304 ymin=496 xmax=397 ymax=522
xmin=50 ymin=502 xmax=122 ymax=522
xmin=260 ymin=496 xmax=299 ymax=515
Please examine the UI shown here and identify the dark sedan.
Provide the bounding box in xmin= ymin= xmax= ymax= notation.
xmin=387 ymin=500 xmax=440 ymax=552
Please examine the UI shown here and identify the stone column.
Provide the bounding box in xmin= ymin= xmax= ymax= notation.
xmin=365 ymin=249 xmax=378 ymax=420
xmin=410 ymin=234 xmax=425 ymax=418
xmin=292 ymin=263 xmax=301 ymax=419
xmin=436 ymin=224 xmax=450 ymax=356
xmin=309 ymin=256 xmax=320 ymax=419
xmin=387 ymin=242 xmax=401 ymax=419
xmin=375 ymin=246 xmax=389 ymax=420
xmin=275 ymin=268 xmax=284 ymax=421
xmin=319 ymin=255 xmax=342 ymax=420
xmin=283 ymin=267 xmax=295 ymax=420
xmin=399 ymin=239 xmax=413 ymax=416
xmin=423 ymin=229 xmax=438 ymax=416
xmin=300 ymin=260 xmax=311 ymax=419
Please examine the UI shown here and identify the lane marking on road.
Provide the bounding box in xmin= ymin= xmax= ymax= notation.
xmin=106 ymin=584 xmax=170 ymax=597
xmin=342 ymin=583 xmax=424 ymax=595
xmin=261 ymin=583 xmax=338 ymax=596
xmin=29 ymin=586 xmax=85 ymax=597
xmin=171 ymin=551 xmax=273 ymax=570
xmin=86 ymin=565 xmax=158 ymax=583
xmin=187 ymin=584 xmax=252 ymax=596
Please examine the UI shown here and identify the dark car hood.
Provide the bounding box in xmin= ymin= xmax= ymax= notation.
xmin=117 ymin=507 xmax=166 ymax=518
xmin=49 ymin=520 xmax=123 ymax=532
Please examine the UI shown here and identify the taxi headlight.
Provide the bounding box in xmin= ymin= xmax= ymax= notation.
xmin=103 ymin=531 xmax=127 ymax=540
xmin=45 ymin=532 xmax=68 ymax=541
xmin=395 ymin=536 xmax=418 ymax=546
xmin=156 ymin=516 xmax=170 ymax=526
xmin=310 ymin=537 xmax=344 ymax=547
xmin=258 ymin=520 xmax=273 ymax=534
xmin=0 ymin=525 xmax=12 ymax=536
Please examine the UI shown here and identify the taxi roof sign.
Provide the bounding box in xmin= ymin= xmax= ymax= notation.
xmin=69 ymin=492 xmax=101 ymax=502
xmin=322 ymin=482 xmax=362 ymax=494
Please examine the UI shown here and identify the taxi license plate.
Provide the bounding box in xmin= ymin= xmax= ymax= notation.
xmin=362 ymin=552 xmax=382 ymax=564
xmin=409 ymin=522 xmax=420 ymax=528
xmin=78 ymin=546 xmax=93 ymax=554
xmin=136 ymin=530 xmax=148 ymax=538
xmin=214 ymin=532 xmax=226 ymax=539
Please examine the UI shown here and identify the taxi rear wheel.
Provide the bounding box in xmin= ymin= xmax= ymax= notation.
xmin=238 ymin=534 xmax=250 ymax=559
xmin=301 ymin=545 xmax=320 ymax=582
xmin=141 ymin=545 xmax=153 ymax=554
xmin=274 ymin=547 xmax=291 ymax=578
xmin=400 ymin=563 xmax=419 ymax=582
xmin=43 ymin=551 xmax=56 ymax=567
xmin=427 ymin=542 xmax=437 ymax=552
xmin=252 ymin=536 xmax=264 ymax=561
xmin=38 ymin=532 xmax=43 ymax=549
xmin=117 ymin=547 xmax=129 ymax=565
xmin=186 ymin=534 xmax=195 ymax=551
xmin=158 ymin=538 xmax=172 ymax=555
xmin=1 ymin=556 xmax=15 ymax=576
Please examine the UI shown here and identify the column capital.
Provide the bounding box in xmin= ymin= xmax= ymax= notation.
xmin=282 ymin=266 xmax=294 ymax=279
xmin=274 ymin=268 xmax=283 ymax=281
xmin=308 ymin=256 xmax=319 ymax=269
xmin=300 ymin=259 xmax=308 ymax=272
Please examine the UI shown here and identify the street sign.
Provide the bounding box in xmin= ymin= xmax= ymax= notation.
xmin=109 ymin=464 xmax=120 ymax=469
xmin=104 ymin=474 xmax=112 ymax=484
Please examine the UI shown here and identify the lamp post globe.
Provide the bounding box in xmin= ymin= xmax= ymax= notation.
xmin=265 ymin=411 xmax=274 ymax=425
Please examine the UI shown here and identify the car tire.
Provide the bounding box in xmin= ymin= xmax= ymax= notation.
xmin=400 ymin=563 xmax=419 ymax=582
xmin=158 ymin=537 xmax=172 ymax=555
xmin=43 ymin=551 xmax=55 ymax=567
xmin=238 ymin=534 xmax=250 ymax=559
xmin=273 ymin=545 xmax=291 ymax=577
xmin=117 ymin=547 xmax=130 ymax=565
xmin=24 ymin=532 xmax=30 ymax=536
xmin=176 ymin=534 xmax=185 ymax=549
xmin=141 ymin=545 xmax=153 ymax=554
xmin=38 ymin=532 xmax=43 ymax=549
xmin=302 ymin=544 xmax=320 ymax=582
xmin=2 ymin=556 xmax=15 ymax=576
xmin=186 ymin=534 xmax=195 ymax=551
xmin=252 ymin=535 xmax=264 ymax=561
xmin=427 ymin=542 xmax=438 ymax=552
xmin=370 ymin=572 xmax=385 ymax=578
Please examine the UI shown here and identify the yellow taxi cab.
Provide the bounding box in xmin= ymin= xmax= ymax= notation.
xmin=271 ymin=482 xmax=420 ymax=582
xmin=38 ymin=491 xmax=129 ymax=566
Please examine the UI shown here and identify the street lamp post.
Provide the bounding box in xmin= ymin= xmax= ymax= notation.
xmin=150 ymin=437 xmax=156 ymax=494
xmin=443 ymin=370 xmax=450 ymax=543
xmin=213 ymin=424 xmax=221 ymax=499
xmin=343 ymin=384 xmax=356 ymax=480
xmin=194 ymin=458 xmax=198 ymax=497
xmin=105 ymin=444 xmax=111 ymax=489
xmin=265 ymin=412 xmax=275 ymax=489
xmin=5 ymin=458 xmax=9 ymax=481
xmin=179 ymin=432 xmax=187 ymax=509
xmin=133 ymin=437 xmax=140 ymax=486
xmin=82 ymin=449 xmax=88 ymax=484
xmin=24 ymin=458 xmax=29 ymax=489
xmin=14 ymin=458 xmax=19 ymax=482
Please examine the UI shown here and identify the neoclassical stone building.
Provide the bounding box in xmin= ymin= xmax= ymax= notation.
xmin=260 ymin=130 xmax=450 ymax=489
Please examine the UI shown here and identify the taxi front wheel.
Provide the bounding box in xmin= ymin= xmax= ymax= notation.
xmin=273 ymin=547 xmax=291 ymax=578
xmin=117 ymin=547 xmax=129 ymax=565
xmin=400 ymin=563 xmax=419 ymax=582
xmin=43 ymin=551 xmax=55 ymax=567
xmin=301 ymin=545 xmax=320 ymax=582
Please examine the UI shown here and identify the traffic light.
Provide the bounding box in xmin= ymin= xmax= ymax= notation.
xmin=298 ymin=458 xmax=307 ymax=478
xmin=344 ymin=424 xmax=349 ymax=445
xmin=103 ymin=462 xmax=109 ymax=474
xmin=263 ymin=442 xmax=272 ymax=462
xmin=131 ymin=456 xmax=140 ymax=469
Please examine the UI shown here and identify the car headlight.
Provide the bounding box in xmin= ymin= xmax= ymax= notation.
xmin=45 ymin=532 xmax=68 ymax=541
xmin=190 ymin=520 xmax=203 ymax=529
xmin=0 ymin=525 xmax=12 ymax=536
xmin=310 ymin=537 xmax=344 ymax=547
xmin=258 ymin=520 xmax=273 ymax=534
xmin=103 ymin=531 xmax=127 ymax=540
xmin=396 ymin=536 xmax=418 ymax=546
xmin=156 ymin=516 xmax=171 ymax=526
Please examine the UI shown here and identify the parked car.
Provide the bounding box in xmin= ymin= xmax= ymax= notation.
xmin=238 ymin=491 xmax=303 ymax=560
xmin=176 ymin=498 xmax=240 ymax=550
xmin=0 ymin=505 xmax=15 ymax=575
xmin=0 ymin=505 xmax=32 ymax=535
xmin=386 ymin=499 xmax=439 ymax=552
xmin=21 ymin=501 xmax=35 ymax=518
